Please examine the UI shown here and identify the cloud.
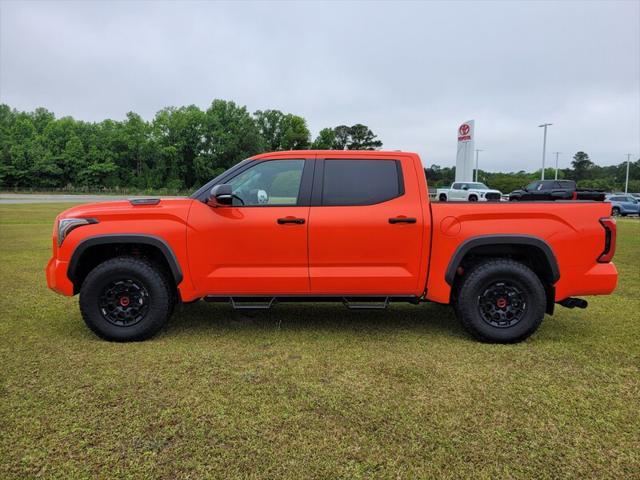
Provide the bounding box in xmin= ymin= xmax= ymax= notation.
xmin=1 ymin=0 xmax=638 ymax=170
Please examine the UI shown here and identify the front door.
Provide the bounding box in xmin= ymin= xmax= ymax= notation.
xmin=187 ymin=158 xmax=312 ymax=295
xmin=308 ymin=157 xmax=426 ymax=295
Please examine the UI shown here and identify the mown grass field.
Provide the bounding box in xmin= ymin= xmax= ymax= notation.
xmin=0 ymin=203 xmax=638 ymax=479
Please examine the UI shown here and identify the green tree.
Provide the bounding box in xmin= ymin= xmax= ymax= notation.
xmin=311 ymin=128 xmax=336 ymax=149
xmin=279 ymin=114 xmax=310 ymax=150
xmin=313 ymin=124 xmax=383 ymax=150
xmin=570 ymin=151 xmax=594 ymax=181
xmin=332 ymin=125 xmax=351 ymax=150
xmin=347 ymin=124 xmax=382 ymax=150
xmin=195 ymin=100 xmax=262 ymax=186
xmin=254 ymin=109 xmax=310 ymax=151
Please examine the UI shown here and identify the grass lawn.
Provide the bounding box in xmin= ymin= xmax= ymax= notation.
xmin=0 ymin=204 xmax=638 ymax=479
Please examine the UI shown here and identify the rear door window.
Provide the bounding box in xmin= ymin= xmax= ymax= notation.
xmin=321 ymin=159 xmax=403 ymax=206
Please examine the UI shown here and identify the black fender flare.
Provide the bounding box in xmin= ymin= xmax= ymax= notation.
xmin=444 ymin=234 xmax=560 ymax=285
xmin=67 ymin=234 xmax=183 ymax=285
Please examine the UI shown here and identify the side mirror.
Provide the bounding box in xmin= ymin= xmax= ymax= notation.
xmin=207 ymin=184 xmax=233 ymax=207
xmin=462 ymin=186 xmax=469 ymax=191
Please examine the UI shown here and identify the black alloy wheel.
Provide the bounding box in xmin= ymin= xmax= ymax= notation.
xmin=99 ymin=279 xmax=150 ymax=327
xmin=477 ymin=281 xmax=527 ymax=328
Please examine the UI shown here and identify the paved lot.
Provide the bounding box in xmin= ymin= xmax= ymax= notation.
xmin=0 ymin=193 xmax=180 ymax=204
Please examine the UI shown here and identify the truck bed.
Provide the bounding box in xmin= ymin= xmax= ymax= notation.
xmin=425 ymin=200 xmax=616 ymax=304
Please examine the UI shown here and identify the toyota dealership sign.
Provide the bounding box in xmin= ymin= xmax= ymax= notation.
xmin=455 ymin=120 xmax=475 ymax=181
xmin=458 ymin=123 xmax=472 ymax=142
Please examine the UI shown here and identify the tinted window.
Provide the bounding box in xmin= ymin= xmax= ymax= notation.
xmin=322 ymin=160 xmax=403 ymax=206
xmin=452 ymin=183 xmax=462 ymax=189
xmin=228 ymin=159 xmax=304 ymax=206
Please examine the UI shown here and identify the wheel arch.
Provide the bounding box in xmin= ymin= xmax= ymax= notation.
xmin=445 ymin=235 xmax=559 ymax=285
xmin=445 ymin=235 xmax=559 ymax=314
xmin=68 ymin=235 xmax=183 ymax=294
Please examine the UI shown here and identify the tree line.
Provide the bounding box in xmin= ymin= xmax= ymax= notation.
xmin=426 ymin=151 xmax=639 ymax=194
xmin=1 ymin=101 xmax=637 ymax=194
xmin=0 ymin=100 xmax=382 ymax=192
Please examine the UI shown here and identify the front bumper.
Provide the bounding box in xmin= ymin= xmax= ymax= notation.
xmin=46 ymin=257 xmax=74 ymax=296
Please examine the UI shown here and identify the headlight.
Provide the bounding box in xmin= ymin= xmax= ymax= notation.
xmin=57 ymin=218 xmax=98 ymax=246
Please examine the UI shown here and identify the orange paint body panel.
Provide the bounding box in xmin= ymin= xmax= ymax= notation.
xmin=425 ymin=202 xmax=618 ymax=303
xmin=46 ymin=150 xmax=617 ymax=307
xmin=308 ymin=152 xmax=429 ymax=294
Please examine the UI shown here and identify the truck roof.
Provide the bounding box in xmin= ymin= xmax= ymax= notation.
xmin=251 ymin=150 xmax=418 ymax=159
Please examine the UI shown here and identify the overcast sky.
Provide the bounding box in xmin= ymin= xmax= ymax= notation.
xmin=1 ymin=0 xmax=638 ymax=172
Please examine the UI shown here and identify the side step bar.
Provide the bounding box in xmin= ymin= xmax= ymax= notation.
xmin=204 ymin=295 xmax=421 ymax=311
xmin=342 ymin=297 xmax=390 ymax=310
xmin=229 ymin=297 xmax=276 ymax=310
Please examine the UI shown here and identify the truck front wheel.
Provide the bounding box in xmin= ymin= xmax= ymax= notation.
xmin=453 ymin=259 xmax=546 ymax=343
xmin=79 ymin=256 xmax=174 ymax=341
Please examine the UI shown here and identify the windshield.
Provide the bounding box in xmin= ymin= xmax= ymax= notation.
xmin=467 ymin=183 xmax=489 ymax=190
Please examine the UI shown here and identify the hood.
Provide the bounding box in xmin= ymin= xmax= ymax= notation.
xmin=57 ymin=197 xmax=194 ymax=222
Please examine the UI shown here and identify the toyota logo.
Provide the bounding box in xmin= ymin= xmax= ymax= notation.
xmin=459 ymin=124 xmax=470 ymax=136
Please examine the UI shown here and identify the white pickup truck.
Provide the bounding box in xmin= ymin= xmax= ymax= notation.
xmin=436 ymin=182 xmax=502 ymax=202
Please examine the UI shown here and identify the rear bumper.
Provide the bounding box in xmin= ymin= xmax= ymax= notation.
xmin=46 ymin=257 xmax=74 ymax=296
xmin=556 ymin=262 xmax=618 ymax=300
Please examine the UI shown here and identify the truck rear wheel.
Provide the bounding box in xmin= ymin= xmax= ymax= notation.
xmin=453 ymin=259 xmax=546 ymax=343
xmin=79 ymin=256 xmax=173 ymax=341
xmin=439 ymin=194 xmax=447 ymax=202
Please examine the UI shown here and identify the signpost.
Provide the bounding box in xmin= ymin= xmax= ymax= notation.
xmin=625 ymin=153 xmax=631 ymax=193
xmin=538 ymin=123 xmax=552 ymax=180
xmin=455 ymin=120 xmax=475 ymax=182
xmin=553 ymin=152 xmax=561 ymax=180
xmin=474 ymin=149 xmax=483 ymax=182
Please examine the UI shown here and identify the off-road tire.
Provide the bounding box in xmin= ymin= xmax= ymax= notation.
xmin=439 ymin=194 xmax=447 ymax=202
xmin=79 ymin=256 xmax=173 ymax=341
xmin=468 ymin=195 xmax=478 ymax=202
xmin=454 ymin=259 xmax=546 ymax=343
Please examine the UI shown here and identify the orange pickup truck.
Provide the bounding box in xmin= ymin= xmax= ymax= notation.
xmin=46 ymin=150 xmax=618 ymax=343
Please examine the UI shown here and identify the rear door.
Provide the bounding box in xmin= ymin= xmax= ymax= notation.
xmin=308 ymin=155 xmax=426 ymax=295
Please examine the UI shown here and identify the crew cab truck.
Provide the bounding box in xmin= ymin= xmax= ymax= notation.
xmin=436 ymin=182 xmax=502 ymax=202
xmin=46 ymin=151 xmax=618 ymax=343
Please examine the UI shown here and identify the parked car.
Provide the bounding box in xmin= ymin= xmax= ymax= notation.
xmin=606 ymin=194 xmax=640 ymax=216
xmin=436 ymin=182 xmax=502 ymax=202
xmin=509 ymin=180 xmax=605 ymax=201
xmin=47 ymin=150 xmax=618 ymax=344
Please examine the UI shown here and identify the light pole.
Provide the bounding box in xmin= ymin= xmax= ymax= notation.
xmin=553 ymin=152 xmax=561 ymax=180
xmin=474 ymin=149 xmax=483 ymax=182
xmin=625 ymin=153 xmax=631 ymax=193
xmin=538 ymin=123 xmax=552 ymax=180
